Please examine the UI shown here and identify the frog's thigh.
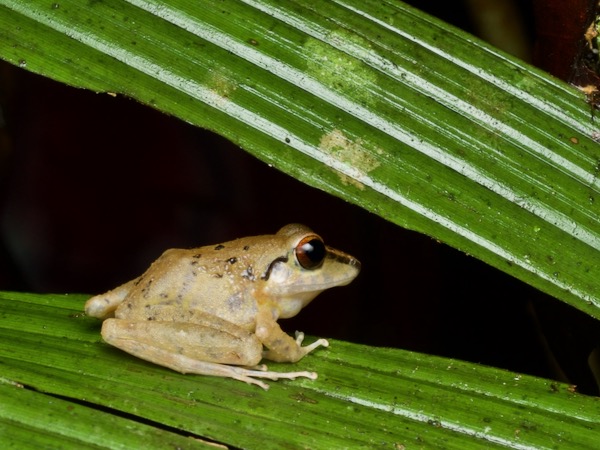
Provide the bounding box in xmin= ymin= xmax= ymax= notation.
xmin=101 ymin=319 xmax=263 ymax=367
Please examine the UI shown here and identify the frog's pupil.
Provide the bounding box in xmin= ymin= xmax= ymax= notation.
xmin=302 ymin=239 xmax=325 ymax=263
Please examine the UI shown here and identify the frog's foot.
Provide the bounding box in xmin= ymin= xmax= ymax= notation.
xmin=179 ymin=362 xmax=318 ymax=390
xmin=230 ymin=366 xmax=319 ymax=390
xmin=175 ymin=358 xmax=318 ymax=390
xmin=177 ymin=359 xmax=318 ymax=390
xmin=295 ymin=331 xmax=329 ymax=354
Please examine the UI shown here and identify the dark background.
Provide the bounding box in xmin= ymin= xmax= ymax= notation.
xmin=1 ymin=1 xmax=599 ymax=394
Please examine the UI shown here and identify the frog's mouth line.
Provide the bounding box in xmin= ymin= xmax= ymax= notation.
xmin=325 ymin=247 xmax=362 ymax=271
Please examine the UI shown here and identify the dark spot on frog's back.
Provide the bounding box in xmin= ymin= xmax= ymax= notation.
xmin=214 ymin=244 xmax=225 ymax=250
xmin=192 ymin=253 xmax=202 ymax=259
xmin=141 ymin=279 xmax=153 ymax=298
xmin=227 ymin=257 xmax=237 ymax=264
xmin=243 ymin=245 xmax=250 ymax=251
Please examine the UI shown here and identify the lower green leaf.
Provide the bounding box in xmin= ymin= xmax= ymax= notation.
xmin=1 ymin=292 xmax=598 ymax=449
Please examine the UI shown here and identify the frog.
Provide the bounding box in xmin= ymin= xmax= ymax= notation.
xmin=85 ymin=224 xmax=360 ymax=389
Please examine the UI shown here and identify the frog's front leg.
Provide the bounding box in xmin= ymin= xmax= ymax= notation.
xmin=256 ymin=310 xmax=329 ymax=363
xmin=101 ymin=319 xmax=319 ymax=389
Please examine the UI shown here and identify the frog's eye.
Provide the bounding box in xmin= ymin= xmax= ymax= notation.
xmin=295 ymin=235 xmax=326 ymax=269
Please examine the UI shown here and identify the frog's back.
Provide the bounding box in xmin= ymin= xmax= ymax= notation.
xmin=114 ymin=245 xmax=259 ymax=328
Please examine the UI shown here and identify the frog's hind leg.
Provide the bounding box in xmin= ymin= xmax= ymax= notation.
xmin=101 ymin=319 xmax=318 ymax=389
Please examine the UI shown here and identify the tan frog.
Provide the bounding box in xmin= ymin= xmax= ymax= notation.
xmin=85 ymin=224 xmax=360 ymax=389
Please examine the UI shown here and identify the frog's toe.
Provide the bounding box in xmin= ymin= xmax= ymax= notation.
xmin=244 ymin=363 xmax=268 ymax=371
xmin=242 ymin=377 xmax=270 ymax=390
xmin=294 ymin=330 xmax=306 ymax=345
xmin=233 ymin=367 xmax=319 ymax=389
xmin=294 ymin=331 xmax=329 ymax=354
xmin=302 ymin=338 xmax=329 ymax=355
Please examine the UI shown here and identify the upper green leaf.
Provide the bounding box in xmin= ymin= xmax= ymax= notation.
xmin=1 ymin=0 xmax=599 ymax=318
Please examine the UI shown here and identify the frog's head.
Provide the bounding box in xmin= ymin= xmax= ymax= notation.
xmin=260 ymin=224 xmax=360 ymax=319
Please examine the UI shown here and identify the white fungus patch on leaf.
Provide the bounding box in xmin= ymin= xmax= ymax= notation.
xmin=319 ymin=129 xmax=381 ymax=189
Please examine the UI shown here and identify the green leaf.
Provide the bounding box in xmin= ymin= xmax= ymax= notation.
xmin=1 ymin=0 xmax=599 ymax=320
xmin=2 ymin=2 xmax=600 ymax=447
xmin=2 ymin=292 xmax=600 ymax=449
